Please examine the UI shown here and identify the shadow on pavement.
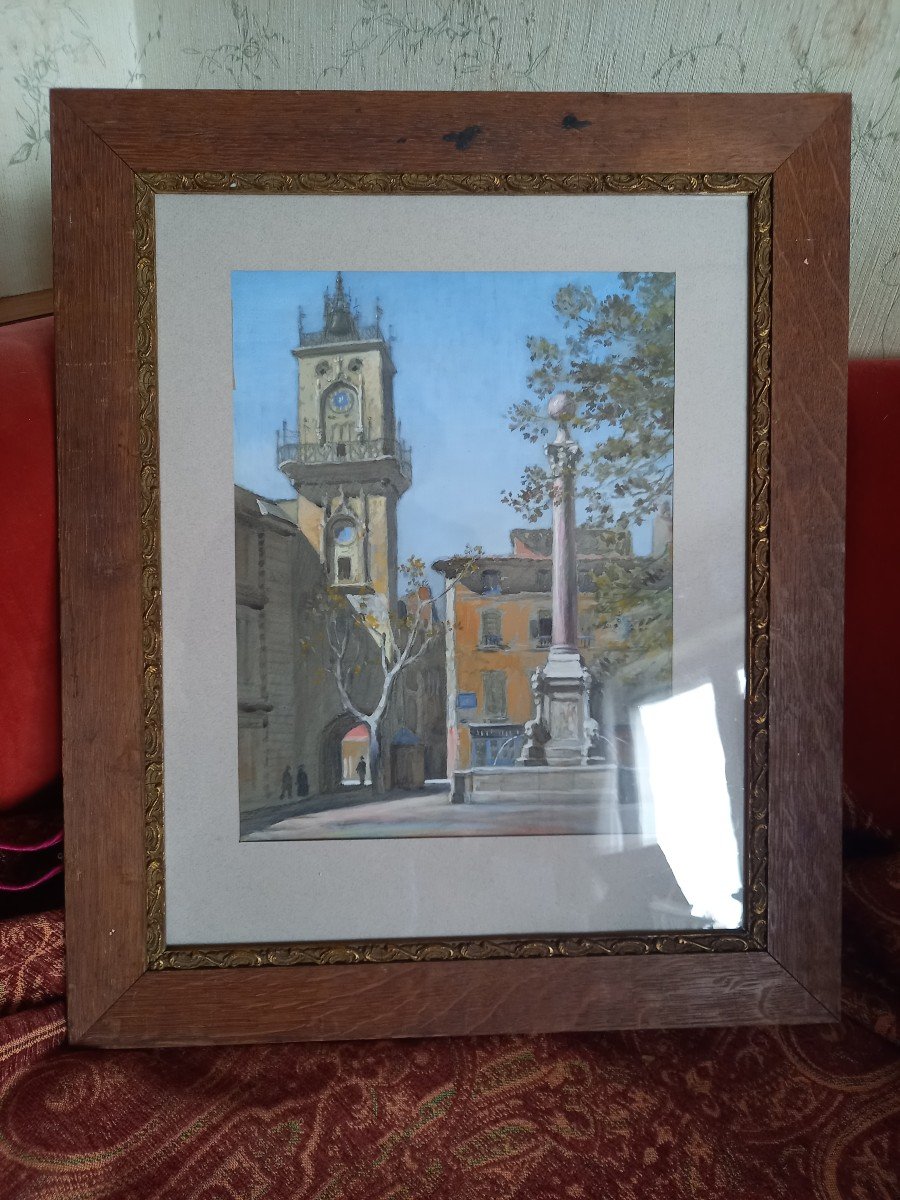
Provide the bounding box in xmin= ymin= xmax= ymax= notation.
xmin=240 ymin=782 xmax=451 ymax=837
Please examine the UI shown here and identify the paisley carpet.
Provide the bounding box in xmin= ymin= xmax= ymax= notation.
xmin=0 ymin=849 xmax=897 ymax=1200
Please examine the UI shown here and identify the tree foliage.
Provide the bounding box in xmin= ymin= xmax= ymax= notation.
xmin=502 ymin=271 xmax=675 ymax=530
xmin=503 ymin=273 xmax=675 ymax=676
xmin=587 ymin=552 xmax=673 ymax=689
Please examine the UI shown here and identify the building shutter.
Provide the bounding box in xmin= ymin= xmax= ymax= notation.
xmin=537 ymin=610 xmax=553 ymax=643
xmin=481 ymin=609 xmax=502 ymax=642
xmin=482 ymin=670 xmax=507 ymax=718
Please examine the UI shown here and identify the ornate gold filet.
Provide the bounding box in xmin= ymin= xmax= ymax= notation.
xmin=136 ymin=172 xmax=771 ymax=971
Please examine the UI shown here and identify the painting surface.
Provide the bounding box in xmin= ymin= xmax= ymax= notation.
xmin=233 ymin=269 xmax=675 ymax=840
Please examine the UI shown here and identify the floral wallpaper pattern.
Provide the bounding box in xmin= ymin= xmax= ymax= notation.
xmin=4 ymin=1 xmax=107 ymax=164
xmin=1 ymin=0 xmax=898 ymax=355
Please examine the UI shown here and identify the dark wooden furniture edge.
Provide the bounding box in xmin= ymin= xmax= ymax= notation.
xmin=0 ymin=289 xmax=54 ymax=325
xmin=52 ymin=89 xmax=848 ymax=1046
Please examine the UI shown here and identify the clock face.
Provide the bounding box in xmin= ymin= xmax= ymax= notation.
xmin=329 ymin=388 xmax=355 ymax=414
xmin=332 ymin=520 xmax=356 ymax=545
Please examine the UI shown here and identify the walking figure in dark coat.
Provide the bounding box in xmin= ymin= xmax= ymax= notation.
xmin=356 ymin=756 xmax=367 ymax=787
xmin=280 ymin=765 xmax=292 ymax=800
xmin=296 ymin=764 xmax=309 ymax=798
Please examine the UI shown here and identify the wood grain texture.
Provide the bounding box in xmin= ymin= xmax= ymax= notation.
xmin=85 ymin=952 xmax=830 ymax=1048
xmin=767 ymin=98 xmax=850 ymax=1015
xmin=55 ymin=90 xmax=842 ymax=175
xmin=52 ymin=95 xmax=147 ymax=1042
xmin=52 ymin=89 xmax=848 ymax=1046
xmin=0 ymin=289 xmax=53 ymax=325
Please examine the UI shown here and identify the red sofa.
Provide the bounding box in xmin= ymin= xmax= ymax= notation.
xmin=0 ymin=317 xmax=897 ymax=1199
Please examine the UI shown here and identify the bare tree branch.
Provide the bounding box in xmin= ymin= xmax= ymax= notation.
xmin=401 ymin=627 xmax=438 ymax=671
xmin=312 ymin=552 xmax=478 ymax=790
xmin=325 ymin=652 xmax=366 ymax=726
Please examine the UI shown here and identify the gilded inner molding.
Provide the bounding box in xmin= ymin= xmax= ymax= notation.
xmin=135 ymin=175 xmax=166 ymax=968
xmin=136 ymin=171 xmax=771 ymax=971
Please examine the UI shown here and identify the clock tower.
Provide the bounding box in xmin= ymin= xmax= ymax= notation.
xmin=276 ymin=273 xmax=411 ymax=615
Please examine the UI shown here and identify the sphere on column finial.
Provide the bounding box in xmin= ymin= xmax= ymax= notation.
xmin=548 ymin=391 xmax=578 ymax=423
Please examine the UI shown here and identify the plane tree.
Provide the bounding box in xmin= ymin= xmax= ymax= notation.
xmin=502 ymin=271 xmax=675 ymax=670
xmin=304 ymin=548 xmax=481 ymax=792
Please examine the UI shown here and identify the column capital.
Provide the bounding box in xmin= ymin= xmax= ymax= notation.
xmin=546 ymin=427 xmax=582 ymax=476
xmin=546 ymin=392 xmax=582 ymax=477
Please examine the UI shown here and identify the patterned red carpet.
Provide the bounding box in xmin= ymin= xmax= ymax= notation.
xmin=1 ymin=846 xmax=897 ymax=1199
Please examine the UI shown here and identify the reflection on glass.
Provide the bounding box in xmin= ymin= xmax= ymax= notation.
xmin=236 ymin=269 xmax=680 ymax=849
xmin=231 ymin=267 xmax=747 ymax=936
xmin=636 ymin=683 xmax=743 ymax=928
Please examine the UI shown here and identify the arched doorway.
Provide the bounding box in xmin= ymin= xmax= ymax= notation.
xmin=319 ymin=712 xmax=370 ymax=794
xmin=341 ymin=724 xmax=371 ymax=786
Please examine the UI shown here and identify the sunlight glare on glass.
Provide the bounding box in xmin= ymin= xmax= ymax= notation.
xmin=636 ymin=683 xmax=743 ymax=928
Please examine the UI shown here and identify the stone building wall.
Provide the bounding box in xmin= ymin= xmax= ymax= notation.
xmin=296 ymin=343 xmax=394 ymax=448
xmin=235 ymin=484 xmax=445 ymax=813
xmin=235 ymin=487 xmax=300 ymax=813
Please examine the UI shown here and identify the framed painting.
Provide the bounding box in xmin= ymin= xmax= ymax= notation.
xmin=52 ymin=90 xmax=849 ymax=1046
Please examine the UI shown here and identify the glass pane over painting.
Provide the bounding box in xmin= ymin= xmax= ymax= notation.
xmin=155 ymin=191 xmax=750 ymax=946
xmin=230 ymin=266 xmax=741 ymax=932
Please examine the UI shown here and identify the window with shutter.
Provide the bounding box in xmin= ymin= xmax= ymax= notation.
xmin=482 ymin=670 xmax=507 ymax=718
xmin=236 ymin=611 xmax=261 ymax=692
xmin=480 ymin=609 xmax=502 ymax=646
xmin=536 ymin=610 xmax=553 ymax=647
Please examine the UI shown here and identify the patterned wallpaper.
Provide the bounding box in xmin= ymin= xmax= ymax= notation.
xmin=1 ymin=0 xmax=898 ymax=354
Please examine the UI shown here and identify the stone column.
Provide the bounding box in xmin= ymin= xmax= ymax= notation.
xmin=518 ymin=393 xmax=596 ymax=768
xmin=548 ymin=406 xmax=581 ymax=653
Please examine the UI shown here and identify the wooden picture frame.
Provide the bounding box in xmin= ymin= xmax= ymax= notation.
xmin=52 ymin=90 xmax=849 ymax=1047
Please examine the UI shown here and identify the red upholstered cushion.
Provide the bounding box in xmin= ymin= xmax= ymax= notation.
xmin=0 ymin=317 xmax=59 ymax=808
xmin=844 ymin=360 xmax=900 ymax=833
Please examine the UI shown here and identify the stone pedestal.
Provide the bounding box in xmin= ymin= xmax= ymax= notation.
xmin=451 ymin=764 xmax=620 ymax=832
xmin=452 ymin=762 xmax=614 ymax=803
xmin=518 ymin=647 xmax=598 ymax=767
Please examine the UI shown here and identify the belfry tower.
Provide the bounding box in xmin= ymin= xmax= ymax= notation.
xmin=276 ymin=273 xmax=411 ymax=614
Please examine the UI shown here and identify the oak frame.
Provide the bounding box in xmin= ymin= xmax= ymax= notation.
xmin=53 ymin=90 xmax=848 ymax=1047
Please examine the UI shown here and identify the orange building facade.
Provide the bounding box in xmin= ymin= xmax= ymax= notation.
xmin=436 ymin=527 xmax=662 ymax=775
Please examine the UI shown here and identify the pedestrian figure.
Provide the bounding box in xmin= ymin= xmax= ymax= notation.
xmin=356 ymin=756 xmax=367 ymax=787
xmin=280 ymin=764 xmax=293 ymax=800
xmin=296 ymin=764 xmax=309 ymax=798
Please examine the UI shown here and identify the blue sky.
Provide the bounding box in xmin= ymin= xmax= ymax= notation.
xmin=231 ymin=270 xmax=654 ymax=575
